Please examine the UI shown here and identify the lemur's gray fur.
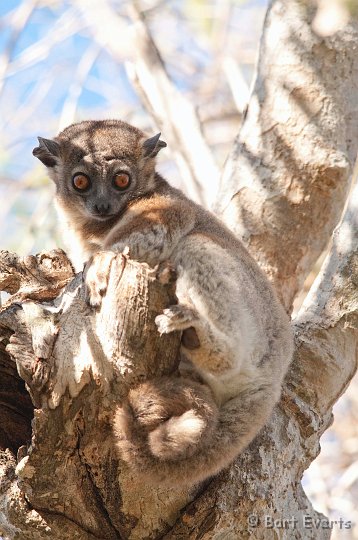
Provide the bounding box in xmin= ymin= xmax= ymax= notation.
xmin=33 ymin=119 xmax=293 ymax=486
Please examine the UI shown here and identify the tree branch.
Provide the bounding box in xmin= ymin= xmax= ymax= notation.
xmin=291 ymin=180 xmax=358 ymax=416
xmin=125 ymin=2 xmax=220 ymax=206
xmin=0 ymin=249 xmax=74 ymax=305
xmin=216 ymin=0 xmax=358 ymax=312
xmin=0 ymin=252 xmax=199 ymax=539
xmin=164 ymin=181 xmax=357 ymax=540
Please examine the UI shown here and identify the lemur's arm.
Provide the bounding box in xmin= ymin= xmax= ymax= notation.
xmin=105 ymin=195 xmax=195 ymax=262
xmin=85 ymin=195 xmax=195 ymax=307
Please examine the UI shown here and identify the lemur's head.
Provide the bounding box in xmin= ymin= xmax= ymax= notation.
xmin=33 ymin=120 xmax=166 ymax=225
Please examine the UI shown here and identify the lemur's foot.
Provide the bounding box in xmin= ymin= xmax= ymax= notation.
xmin=155 ymin=304 xmax=198 ymax=334
xmin=84 ymin=251 xmax=116 ymax=308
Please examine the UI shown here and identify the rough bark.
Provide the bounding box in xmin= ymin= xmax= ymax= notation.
xmin=0 ymin=1 xmax=357 ymax=539
xmin=0 ymin=254 xmax=196 ymax=539
xmin=0 ymin=249 xmax=74 ymax=455
xmin=216 ymin=0 xmax=358 ymax=312
xmin=0 ymin=249 xmax=74 ymax=305
xmin=1 ymin=192 xmax=356 ymax=539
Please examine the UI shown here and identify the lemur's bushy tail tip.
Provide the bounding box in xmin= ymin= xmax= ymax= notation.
xmin=149 ymin=409 xmax=207 ymax=460
xmin=113 ymin=376 xmax=218 ymax=464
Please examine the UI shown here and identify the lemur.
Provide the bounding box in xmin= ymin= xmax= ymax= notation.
xmin=33 ymin=120 xmax=293 ymax=486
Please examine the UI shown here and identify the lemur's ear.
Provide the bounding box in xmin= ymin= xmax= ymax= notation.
xmin=33 ymin=137 xmax=60 ymax=168
xmin=142 ymin=133 xmax=167 ymax=158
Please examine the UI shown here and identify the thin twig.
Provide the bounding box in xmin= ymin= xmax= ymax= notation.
xmin=58 ymin=43 xmax=102 ymax=130
xmin=4 ymin=8 xmax=82 ymax=78
xmin=126 ymin=2 xmax=220 ymax=207
xmin=0 ymin=0 xmax=38 ymax=95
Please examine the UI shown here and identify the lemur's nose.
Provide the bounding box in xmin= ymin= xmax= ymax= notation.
xmin=94 ymin=202 xmax=111 ymax=215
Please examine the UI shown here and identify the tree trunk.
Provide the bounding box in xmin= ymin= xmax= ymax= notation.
xmin=216 ymin=0 xmax=358 ymax=313
xmin=0 ymin=1 xmax=357 ymax=539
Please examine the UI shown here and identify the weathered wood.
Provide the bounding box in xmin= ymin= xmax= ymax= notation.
xmin=0 ymin=249 xmax=74 ymax=306
xmin=0 ymin=341 xmax=32 ymax=453
xmin=0 ymin=252 xmax=197 ymax=539
xmin=216 ymin=0 xmax=358 ymax=313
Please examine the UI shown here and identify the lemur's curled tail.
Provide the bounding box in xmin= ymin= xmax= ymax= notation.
xmin=113 ymin=375 xmax=279 ymax=486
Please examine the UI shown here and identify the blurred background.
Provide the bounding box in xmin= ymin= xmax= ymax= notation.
xmin=0 ymin=1 xmax=356 ymax=538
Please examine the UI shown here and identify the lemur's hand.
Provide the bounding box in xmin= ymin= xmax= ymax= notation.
xmin=84 ymin=251 xmax=116 ymax=308
xmin=155 ymin=304 xmax=198 ymax=334
xmin=155 ymin=304 xmax=201 ymax=349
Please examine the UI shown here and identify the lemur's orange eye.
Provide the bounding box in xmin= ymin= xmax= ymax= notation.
xmin=72 ymin=173 xmax=90 ymax=191
xmin=113 ymin=172 xmax=130 ymax=190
